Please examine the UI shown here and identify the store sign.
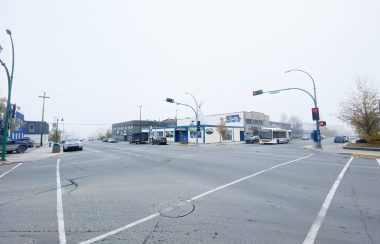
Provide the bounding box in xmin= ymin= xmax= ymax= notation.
xmin=205 ymin=128 xmax=214 ymax=135
xmin=225 ymin=114 xmax=241 ymax=123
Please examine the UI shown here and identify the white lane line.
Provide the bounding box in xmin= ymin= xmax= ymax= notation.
xmin=303 ymin=156 xmax=354 ymax=244
xmin=0 ymin=163 xmax=22 ymax=179
xmin=191 ymin=154 xmax=313 ymax=201
xmin=79 ymin=213 xmax=160 ymax=244
xmin=80 ymin=153 xmax=314 ymax=244
xmin=377 ymin=159 xmax=380 ymax=167
xmin=56 ymin=159 xmax=67 ymax=244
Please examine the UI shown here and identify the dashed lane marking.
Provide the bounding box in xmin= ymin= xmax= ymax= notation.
xmin=303 ymin=156 xmax=354 ymax=244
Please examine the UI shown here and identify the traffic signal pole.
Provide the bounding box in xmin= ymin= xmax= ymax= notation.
xmin=0 ymin=29 xmax=15 ymax=161
xmin=254 ymin=86 xmax=322 ymax=149
xmin=285 ymin=69 xmax=321 ymax=148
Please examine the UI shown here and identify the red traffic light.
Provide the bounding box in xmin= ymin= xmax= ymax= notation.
xmin=312 ymin=107 xmax=319 ymax=121
xmin=319 ymin=121 xmax=326 ymax=126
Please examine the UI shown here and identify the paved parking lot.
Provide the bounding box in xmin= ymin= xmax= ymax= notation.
xmin=0 ymin=140 xmax=379 ymax=243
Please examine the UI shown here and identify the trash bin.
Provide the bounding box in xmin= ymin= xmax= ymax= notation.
xmin=52 ymin=143 xmax=61 ymax=153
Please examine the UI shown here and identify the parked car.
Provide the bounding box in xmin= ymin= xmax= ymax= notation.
xmin=19 ymin=137 xmax=34 ymax=148
xmin=108 ymin=138 xmax=116 ymax=143
xmin=301 ymin=135 xmax=310 ymax=140
xmin=63 ymin=137 xmax=83 ymax=152
xmin=0 ymin=136 xmax=28 ymax=153
xmin=334 ymin=136 xmax=348 ymax=143
xmin=130 ymin=132 xmax=149 ymax=144
xmin=151 ymin=137 xmax=167 ymax=145
xmin=102 ymin=138 xmax=109 ymax=142
xmin=245 ymin=136 xmax=259 ymax=144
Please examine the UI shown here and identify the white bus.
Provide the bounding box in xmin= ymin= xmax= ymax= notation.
xmin=259 ymin=128 xmax=291 ymax=144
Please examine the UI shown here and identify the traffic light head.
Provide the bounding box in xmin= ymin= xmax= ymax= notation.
xmin=319 ymin=121 xmax=326 ymax=126
xmin=312 ymin=107 xmax=319 ymax=121
xmin=166 ymin=98 xmax=174 ymax=103
xmin=252 ymin=90 xmax=263 ymax=96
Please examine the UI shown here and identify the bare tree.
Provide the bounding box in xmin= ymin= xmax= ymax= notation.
xmin=338 ymin=79 xmax=379 ymax=143
xmin=105 ymin=129 xmax=112 ymax=139
xmin=288 ymin=115 xmax=304 ymax=138
xmin=216 ymin=117 xmax=228 ymax=142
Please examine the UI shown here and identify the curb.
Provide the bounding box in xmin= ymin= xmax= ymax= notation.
xmin=351 ymin=153 xmax=380 ymax=159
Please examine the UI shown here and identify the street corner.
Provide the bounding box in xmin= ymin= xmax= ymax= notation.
xmin=0 ymin=160 xmax=16 ymax=165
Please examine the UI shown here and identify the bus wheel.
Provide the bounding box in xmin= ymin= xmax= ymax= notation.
xmin=277 ymin=139 xmax=280 ymax=144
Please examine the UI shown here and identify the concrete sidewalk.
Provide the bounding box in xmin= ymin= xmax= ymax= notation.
xmin=0 ymin=145 xmax=63 ymax=164
xmin=305 ymin=143 xmax=380 ymax=158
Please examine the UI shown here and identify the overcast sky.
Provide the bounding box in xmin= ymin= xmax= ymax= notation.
xmin=1 ymin=0 xmax=379 ymax=137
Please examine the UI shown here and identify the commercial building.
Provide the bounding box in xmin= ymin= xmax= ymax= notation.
xmin=151 ymin=111 xmax=279 ymax=144
xmin=24 ymin=121 xmax=50 ymax=145
xmin=112 ymin=119 xmax=176 ymax=141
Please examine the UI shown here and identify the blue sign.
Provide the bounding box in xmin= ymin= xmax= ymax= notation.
xmin=225 ymin=114 xmax=241 ymax=123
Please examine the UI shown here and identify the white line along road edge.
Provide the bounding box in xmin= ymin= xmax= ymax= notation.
xmin=80 ymin=154 xmax=314 ymax=244
xmin=303 ymin=156 xmax=354 ymax=244
xmin=0 ymin=163 xmax=22 ymax=179
xmin=377 ymin=159 xmax=380 ymax=167
xmin=57 ymin=159 xmax=67 ymax=244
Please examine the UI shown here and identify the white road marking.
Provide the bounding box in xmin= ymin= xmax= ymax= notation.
xmin=0 ymin=163 xmax=22 ymax=179
xmin=56 ymin=159 xmax=67 ymax=244
xmin=80 ymin=154 xmax=314 ymax=243
xmin=377 ymin=159 xmax=380 ymax=167
xmin=79 ymin=213 xmax=160 ymax=244
xmin=191 ymin=154 xmax=313 ymax=201
xmin=303 ymin=156 xmax=354 ymax=244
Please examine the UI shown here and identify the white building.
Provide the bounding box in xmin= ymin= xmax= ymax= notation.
xmin=149 ymin=111 xmax=271 ymax=144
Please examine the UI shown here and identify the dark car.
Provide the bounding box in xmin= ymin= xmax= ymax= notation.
xmin=245 ymin=136 xmax=259 ymax=144
xmin=151 ymin=137 xmax=167 ymax=145
xmin=19 ymin=137 xmax=34 ymax=148
xmin=0 ymin=136 xmax=28 ymax=154
xmin=334 ymin=136 xmax=348 ymax=143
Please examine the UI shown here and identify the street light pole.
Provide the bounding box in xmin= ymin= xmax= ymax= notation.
xmin=285 ymin=69 xmax=321 ymax=148
xmin=166 ymin=98 xmax=198 ymax=144
xmin=38 ymin=92 xmax=50 ymax=146
xmin=0 ymin=29 xmax=15 ymax=161
xmin=185 ymin=92 xmax=199 ymax=145
xmin=139 ymin=105 xmax=142 ymax=133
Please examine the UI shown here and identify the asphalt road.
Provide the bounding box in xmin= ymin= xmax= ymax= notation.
xmin=0 ymin=140 xmax=379 ymax=244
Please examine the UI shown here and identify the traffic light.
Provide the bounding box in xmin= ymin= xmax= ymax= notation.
xmin=312 ymin=107 xmax=319 ymax=121
xmin=252 ymin=90 xmax=263 ymax=96
xmin=166 ymin=98 xmax=174 ymax=103
xmin=319 ymin=121 xmax=326 ymax=126
xmin=197 ymin=121 xmax=201 ymax=131
xmin=12 ymin=104 xmax=16 ymax=118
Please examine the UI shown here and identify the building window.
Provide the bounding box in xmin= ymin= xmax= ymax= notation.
xmin=29 ymin=124 xmax=35 ymax=133
xmin=246 ymin=119 xmax=252 ymax=124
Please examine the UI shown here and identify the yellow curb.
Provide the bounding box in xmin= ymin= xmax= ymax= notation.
xmin=352 ymin=153 xmax=380 ymax=159
xmin=0 ymin=160 xmax=12 ymax=165
xmin=52 ymin=152 xmax=64 ymax=157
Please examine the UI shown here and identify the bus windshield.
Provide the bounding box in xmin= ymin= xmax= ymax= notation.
xmin=259 ymin=130 xmax=273 ymax=139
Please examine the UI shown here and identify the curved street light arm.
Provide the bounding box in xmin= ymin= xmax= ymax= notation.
xmin=185 ymin=92 xmax=199 ymax=112
xmin=175 ymin=102 xmax=197 ymax=116
xmin=264 ymin=87 xmax=316 ymax=107
xmin=285 ymin=69 xmax=317 ymax=106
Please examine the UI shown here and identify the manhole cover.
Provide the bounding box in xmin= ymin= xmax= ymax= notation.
xmin=158 ymin=200 xmax=195 ymax=218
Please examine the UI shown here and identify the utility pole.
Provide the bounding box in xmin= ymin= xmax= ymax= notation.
xmin=38 ymin=92 xmax=50 ymax=146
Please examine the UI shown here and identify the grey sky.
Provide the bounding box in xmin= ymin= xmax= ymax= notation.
xmin=1 ymin=0 xmax=379 ymax=137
